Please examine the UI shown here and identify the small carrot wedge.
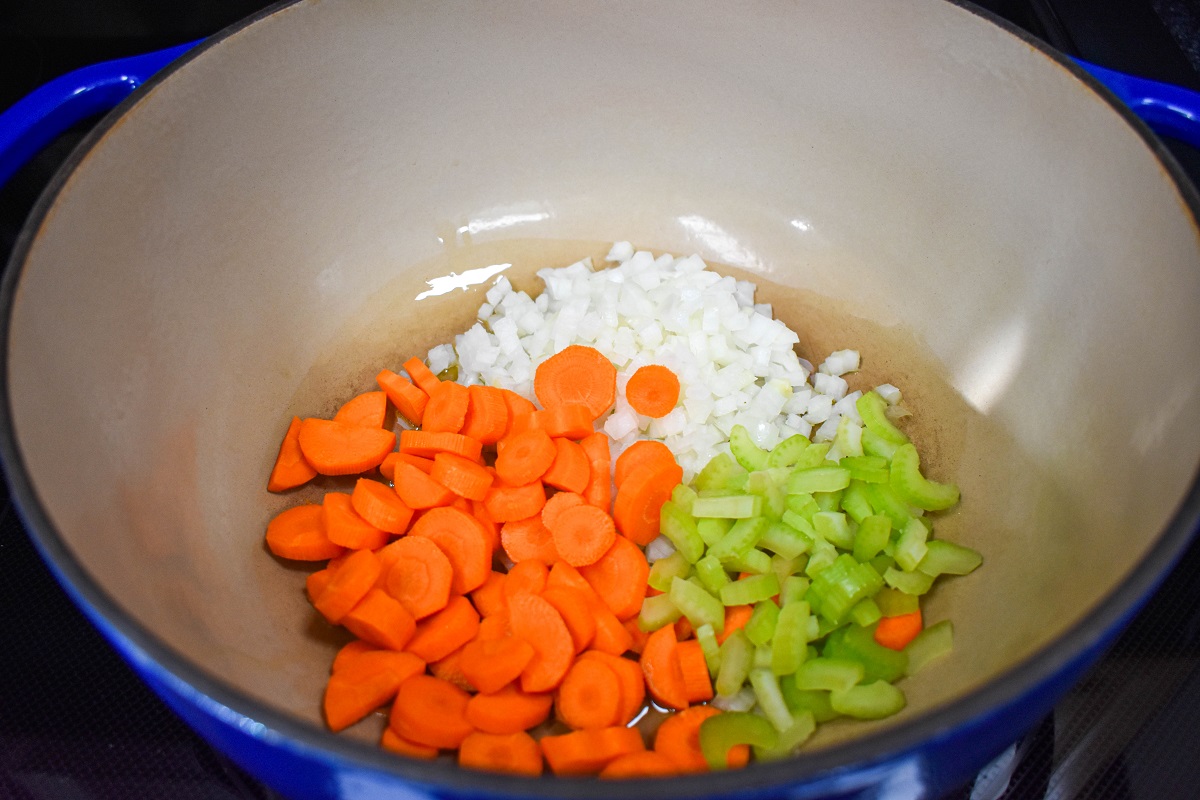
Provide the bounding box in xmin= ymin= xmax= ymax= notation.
xmin=612 ymin=459 xmax=684 ymax=546
xmin=460 ymin=385 xmax=509 ymax=445
xmin=546 ymin=561 xmax=631 ymax=655
xmin=677 ymin=639 xmax=714 ymax=702
xmin=599 ymin=750 xmax=678 ymax=779
xmin=541 ymin=438 xmax=590 ymax=494
xmin=554 ymin=657 xmax=623 ymax=730
xmin=297 ymin=418 xmax=396 ymax=476
xmin=655 ymin=706 xmax=749 ymax=772
xmin=498 ymin=389 xmax=538 ymax=438
xmin=431 ymin=452 xmax=494 ymax=501
xmin=625 ymin=364 xmax=681 ymax=418
xmin=475 ymin=612 xmax=511 ymax=642
xmin=380 ymin=727 xmax=439 ymax=760
xmin=613 ymin=440 xmax=677 ymax=489
xmin=874 ymin=608 xmax=923 ymax=651
xmin=580 ymin=650 xmax=645 ymax=725
xmin=535 ymin=403 xmax=594 ymax=440
xmin=383 ymin=535 xmax=453 ymax=620
xmin=381 ymin=452 xmax=435 ymax=482
xmin=392 ymin=460 xmax=455 ymax=510
xmin=622 ymin=617 xmax=650 ymax=655
xmin=534 ymin=345 xmax=617 ymax=421
xmin=377 ymin=369 xmax=428 ymax=426
xmin=333 ymin=390 xmax=388 ymax=429
xmin=507 ymin=592 xmax=574 ymax=693
xmin=500 ymin=515 xmax=559 ymax=565
xmin=342 ymin=588 xmax=417 ymax=651
xmin=323 ymin=669 xmax=398 ymax=732
xmin=540 ymin=726 xmax=645 ymax=776
xmin=580 ymin=535 xmax=650 ymax=621
xmin=333 ymin=648 xmax=425 ymax=684
xmin=313 ymin=548 xmax=382 ymax=623
xmin=430 ymin=645 xmax=476 ymax=692
xmin=495 ymin=428 xmax=556 ymax=487
xmin=459 ymin=731 xmax=544 ymax=777
xmin=502 ymin=559 xmax=549 ymax=599
xmin=541 ymin=490 xmax=586 ymax=529
xmin=390 ymin=674 xmax=475 ymax=749
xmin=548 ymin=503 xmax=616 ymax=568
xmin=540 ymin=586 xmax=597 ymax=653
xmin=483 ymin=481 xmax=546 ymax=524
xmin=466 ymin=683 xmax=554 ymax=735
xmin=640 ymin=624 xmax=689 ymax=710
xmin=402 ymin=356 xmax=442 ymax=397
xmin=579 ymin=432 xmax=612 ymax=511
xmin=459 ymin=636 xmax=536 ymax=694
xmin=266 ymin=504 xmax=344 ymax=561
xmin=331 ymin=639 xmax=377 ymax=673
xmin=409 ymin=506 xmax=492 ymax=594
xmin=423 ymin=380 xmax=470 ymax=434
xmin=351 ymin=478 xmax=414 ymax=534
xmin=323 ymin=492 xmax=390 ymax=550
xmin=399 ymin=430 xmax=483 ymax=462
xmin=306 ymin=567 xmax=335 ymax=606
xmin=717 ymin=605 xmax=754 ymax=644
xmin=470 ymin=571 xmax=509 ymax=618
xmin=405 ymin=595 xmax=481 ymax=663
xmin=267 ymin=416 xmax=318 ymax=492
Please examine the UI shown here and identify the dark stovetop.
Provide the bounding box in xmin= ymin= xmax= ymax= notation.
xmin=3 ymin=2 xmax=1200 ymax=799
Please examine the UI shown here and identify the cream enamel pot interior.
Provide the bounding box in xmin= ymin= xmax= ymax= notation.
xmin=4 ymin=1 xmax=1200 ymax=798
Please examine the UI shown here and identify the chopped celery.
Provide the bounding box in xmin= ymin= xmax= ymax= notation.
xmin=784 ymin=492 xmax=820 ymax=519
xmin=780 ymin=509 xmax=817 ymax=538
xmin=787 ymin=466 xmax=852 ymax=497
xmin=695 ymin=553 xmax=732 ymax=594
xmin=889 ymin=443 xmax=960 ymax=511
xmin=791 ymin=657 xmax=864 ymax=692
xmin=813 ymin=511 xmax=854 ymax=550
xmin=813 ymin=489 xmax=844 ymax=513
xmin=766 ymin=433 xmax=811 ymax=468
xmin=730 ymin=425 xmax=770 ymax=471
xmin=648 ymin=551 xmax=691 ymax=593
xmin=697 ymin=517 xmax=734 ymax=547
xmin=780 ymin=682 xmax=840 ymax=723
xmin=744 ymin=600 xmax=780 ymax=646
xmin=708 ymin=517 xmax=768 ymax=560
xmin=696 ymin=623 xmax=723 ymax=676
xmin=806 ymin=615 xmax=822 ymax=642
xmin=823 ymin=624 xmax=908 ymax=683
xmin=754 ymin=643 xmax=775 ymax=670
xmin=904 ymin=619 xmax=953 ymax=675
xmin=893 ymin=517 xmax=930 ymax=572
xmin=852 ymin=515 xmax=892 ymax=562
xmin=781 ymin=575 xmax=811 ymax=606
xmin=716 ymin=630 xmax=753 ymax=697
xmin=833 ymin=416 xmax=865 ymax=458
xmin=918 ymin=540 xmax=983 ymax=576
xmin=870 ymin=553 xmax=896 ymax=576
xmin=875 ymin=586 xmax=920 ymax=617
xmin=804 ymin=537 xmax=839 ymax=576
xmin=771 ymin=601 xmax=810 ymax=676
xmin=746 ymin=470 xmax=787 ymax=519
xmin=720 ymin=573 xmax=781 ymax=606
xmin=863 ymin=483 xmax=912 ymax=529
xmin=671 ymin=483 xmax=699 ymax=514
xmin=638 ymin=593 xmax=682 ymax=632
xmin=807 ymin=554 xmax=884 ymax=624
xmin=856 ymin=391 xmax=910 ymax=445
xmin=752 ymin=710 xmax=816 ymax=761
xmin=792 ymin=442 xmax=833 ymax=470
xmin=759 ymin=520 xmax=811 ymax=560
xmin=661 ymin=501 xmax=707 ymax=563
xmin=724 ymin=547 xmax=773 ymax=575
xmin=694 ymin=452 xmax=748 ymax=492
xmin=692 ymin=494 xmax=763 ymax=519
xmin=699 ymin=711 xmax=778 ymax=770
xmin=883 ymin=566 xmax=935 ymax=596
xmin=840 ymin=456 xmax=890 ymax=485
xmin=670 ymin=576 xmax=726 ymax=634
xmin=850 ymin=598 xmax=882 ymax=627
xmin=770 ymin=553 xmax=802 ymax=586
xmin=861 ymin=427 xmax=901 ymax=460
xmin=841 ymin=480 xmax=875 ymax=523
xmin=830 ymin=680 xmax=906 ymax=720
xmin=749 ymin=668 xmax=795 ymax=732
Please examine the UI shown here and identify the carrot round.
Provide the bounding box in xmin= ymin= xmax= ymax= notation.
xmin=333 ymin=647 xmax=425 ymax=684
xmin=540 ymin=586 xmax=597 ymax=653
xmin=430 ymin=452 xmax=494 ymax=501
xmin=342 ymin=588 xmax=417 ymax=651
xmin=333 ymin=390 xmax=388 ymax=429
xmin=625 ymin=364 xmax=681 ymax=418
xmin=392 ymin=460 xmax=455 ymax=510
xmin=267 ymin=416 xmax=317 ymax=492
xmin=580 ymin=650 xmax=645 ymax=725
xmin=377 ymin=369 xmax=429 ymax=425
xmin=500 ymin=515 xmax=559 ymax=565
xmin=402 ymin=356 xmax=442 ymax=397
xmin=460 ymin=385 xmax=509 ymax=445
xmin=380 ymin=727 xmax=439 ymax=760
xmin=351 ymin=478 xmax=414 ymax=535
xmin=409 ymin=506 xmax=492 ymax=594
xmin=613 ymin=440 xmax=677 ymax=488
xmin=502 ymin=559 xmax=549 ymax=599
xmin=384 ymin=535 xmax=453 ymax=619
xmin=498 ymin=388 xmax=538 ymax=437
xmin=322 ymin=492 xmax=390 ymax=550
xmin=466 ymin=683 xmax=554 ymax=735
xmin=470 ymin=499 xmax=501 ymax=552
xmin=541 ymin=437 xmax=590 ymax=494
xmin=640 ymin=623 xmax=689 ymax=710
xmin=390 ymin=674 xmax=475 ymax=749
xmin=297 ymin=417 xmax=395 ymax=476
xmin=677 ymin=639 xmax=714 ymax=703
xmin=536 ymin=403 xmax=594 ymax=440
xmin=579 ymin=432 xmax=613 ymax=511
xmin=483 ymin=481 xmax=546 ymax=524
xmin=622 ymin=616 xmax=650 ymax=655
xmin=430 ymin=645 xmax=476 ymax=693
xmin=555 ymin=657 xmax=623 ymax=730
xmin=580 ymin=535 xmax=649 ymax=621
xmin=470 ymin=570 xmax=509 ymax=618
xmin=405 ymin=595 xmax=481 ymax=663
xmin=599 ymin=750 xmax=679 ymax=779
xmin=459 ymin=636 xmax=536 ymax=694
xmin=655 ymin=706 xmax=749 ymax=772
xmin=323 ymin=669 xmax=398 ymax=732
xmin=331 ymin=639 xmax=377 ymax=673
xmin=548 ymin=503 xmax=616 ymax=568
xmin=534 ymin=345 xmax=617 ymax=421
xmin=540 ymin=726 xmax=645 ymax=776
xmin=399 ymin=430 xmax=483 ymax=462
xmin=459 ymin=731 xmax=544 ymax=777
xmin=495 ymin=428 xmax=556 ymax=486
xmin=874 ymin=608 xmax=923 ymax=651
xmin=312 ymin=548 xmax=381 ymax=623
xmin=423 ymin=380 xmax=470 ymax=434
xmin=541 ymin=491 xmax=585 ymax=530
xmin=380 ymin=452 xmax=431 ymax=482
xmin=266 ymin=504 xmax=344 ymax=561
xmin=612 ymin=459 xmax=684 ymax=545
xmin=507 ymin=592 xmax=574 ymax=693
xmin=546 ymin=561 xmax=632 ymax=654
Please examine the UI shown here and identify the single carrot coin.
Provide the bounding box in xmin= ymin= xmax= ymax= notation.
xmin=383 ymin=535 xmax=453 ymax=620
xmin=399 ymin=430 xmax=483 ymax=462
xmin=507 ymin=592 xmax=574 ymax=693
xmin=540 ymin=726 xmax=645 ymax=776
xmin=533 ymin=345 xmax=617 ymax=421
xmin=459 ymin=636 xmax=536 ymax=695
xmin=625 ymin=364 xmax=681 ymax=418
xmin=377 ymin=369 xmax=428 ymax=426
xmin=547 ymin=503 xmax=617 ymax=568
xmin=422 ymin=380 xmax=470 ymax=434
xmin=405 ymin=595 xmax=481 ymax=663
xmin=322 ymin=492 xmax=389 ymax=550
xmin=540 ymin=491 xmax=585 ymax=529
xmin=874 ymin=608 xmax=923 ymax=651
xmin=483 ymin=481 xmax=546 ymax=524
xmin=312 ymin=548 xmax=381 ymax=623
xmin=500 ymin=514 xmax=559 ymax=565
xmin=267 ymin=416 xmax=317 ymax=492
xmin=613 ymin=439 xmax=677 ymax=489
xmin=655 ymin=706 xmax=749 ymax=772
xmin=389 ymin=674 xmax=475 ymax=750
xmin=333 ymin=390 xmax=388 ymax=428
xmin=554 ymin=657 xmax=623 ymax=730
xmin=579 ymin=650 xmax=645 ymax=725
xmin=579 ymin=535 xmax=650 ymax=621
xmin=640 ymin=624 xmax=689 ymax=710
xmin=431 ymin=452 xmax=494 ymax=501
xmin=465 ymin=683 xmax=554 ymax=735
xmin=459 ymin=731 xmax=544 ymax=777
xmin=351 ymin=478 xmax=414 ymax=535
xmin=266 ymin=503 xmax=345 ymax=561
xmin=470 ymin=570 xmax=509 ymax=618
xmin=717 ymin=605 xmax=754 ymax=644
xmin=579 ymin=432 xmax=612 ymax=512
xmin=323 ymin=669 xmax=398 ymax=732
xmin=380 ymin=727 xmax=439 ymax=760
xmin=409 ymin=506 xmax=492 ymax=595
xmin=599 ymin=750 xmax=679 ymax=779
xmin=495 ymin=428 xmax=556 ymax=486
xmin=460 ymin=385 xmax=509 ymax=445
xmin=298 ymin=417 xmax=395 ymax=476
xmin=535 ymin=403 xmax=594 ymax=440
xmin=541 ymin=437 xmax=591 ymax=494
xmin=341 ymin=588 xmax=417 ymax=651
xmin=392 ymin=460 xmax=455 ymax=510
xmin=612 ymin=459 xmax=683 ymax=545
xmin=676 ymin=639 xmax=714 ymax=703
xmin=402 ymin=356 xmax=442 ymax=397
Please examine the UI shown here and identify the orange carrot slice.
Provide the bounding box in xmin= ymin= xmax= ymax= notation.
xmin=402 ymin=356 xmax=441 ymax=397
xmin=655 ymin=706 xmax=749 ymax=772
xmin=399 ymin=430 xmax=483 ymax=462
xmin=540 ymin=586 xmax=597 ymax=654
xmin=405 ymin=595 xmax=481 ymax=663
xmin=266 ymin=504 xmax=344 ymax=561
xmin=342 ymin=588 xmax=416 ymax=651
xmin=874 ymin=608 xmax=923 ymax=651
xmin=297 ymin=417 xmax=395 ymax=476
xmin=470 ymin=570 xmax=509 ymax=618
xmin=502 ymin=559 xmax=549 ymax=599
xmin=717 ymin=605 xmax=754 ymax=644
xmin=547 ymin=503 xmax=616 ymax=568
xmin=430 ymin=452 xmax=494 ymax=501
xmin=458 ymin=731 xmax=544 ymax=777
xmin=389 ymin=674 xmax=475 ymax=749
xmin=554 ymin=657 xmax=622 ymax=730
xmin=333 ymin=390 xmax=388 ymax=428
xmin=580 ymin=650 xmax=645 ymax=725
xmin=677 ymin=639 xmax=714 ymax=703
xmin=377 ymin=369 xmax=428 ymax=426
xmin=459 ymin=636 xmax=536 ymax=694
xmin=507 ymin=592 xmax=574 ymax=693
xmin=495 ymin=428 xmax=556 ymax=486
xmin=613 ymin=439 xmax=677 ymax=488
xmin=383 ymin=535 xmax=453 ymax=620
xmin=599 ymin=750 xmax=678 ymax=779
xmin=466 ymin=683 xmax=554 ymax=735
xmin=323 ymin=669 xmax=398 ymax=732
xmin=422 ymin=380 xmax=470 ymax=434
xmin=350 ymin=478 xmax=414 ymax=534
xmin=460 ymin=385 xmax=509 ymax=445
xmin=313 ymin=548 xmax=382 ymax=623
xmin=483 ymin=481 xmax=546 ymax=524
xmin=500 ymin=514 xmax=559 ymax=565
xmin=579 ymin=432 xmax=612 ymax=511
xmin=625 ymin=364 xmax=681 ymax=418
xmin=579 ymin=535 xmax=649 ymax=621
xmin=541 ymin=437 xmax=590 ymax=494
xmin=533 ymin=345 xmax=617 ymax=421
xmin=322 ymin=492 xmax=389 ymax=550
xmin=392 ymin=460 xmax=454 ymax=510
xmin=535 ymin=403 xmax=594 ymax=440
xmin=540 ymin=726 xmax=645 ymax=776
xmin=380 ymin=727 xmax=439 ymax=760
xmin=640 ymin=624 xmax=689 ymax=710
xmin=541 ymin=490 xmax=586 ymax=530
xmin=498 ymin=389 xmax=537 ymax=438
xmin=612 ymin=459 xmax=683 ymax=545
xmin=409 ymin=506 xmax=492 ymax=594
xmin=267 ymin=416 xmax=317 ymax=492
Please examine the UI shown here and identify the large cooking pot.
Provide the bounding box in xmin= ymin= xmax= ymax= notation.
xmin=4 ymin=1 xmax=1200 ymax=798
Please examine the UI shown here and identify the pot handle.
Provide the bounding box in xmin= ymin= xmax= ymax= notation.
xmin=0 ymin=41 xmax=199 ymax=189
xmin=1075 ymin=59 xmax=1200 ymax=150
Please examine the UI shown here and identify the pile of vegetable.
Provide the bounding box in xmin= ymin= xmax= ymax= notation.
xmin=262 ymin=246 xmax=981 ymax=778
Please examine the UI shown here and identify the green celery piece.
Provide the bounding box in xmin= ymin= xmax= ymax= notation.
xmin=791 ymin=657 xmax=864 ymax=692
xmin=695 ymin=554 xmax=732 ymax=594
xmin=780 ymin=509 xmax=817 ymax=538
xmin=744 ymin=599 xmax=780 ymax=646
xmin=813 ymin=489 xmax=844 ymax=513
xmin=792 ymin=442 xmax=833 ymax=470
xmin=746 ymin=470 xmax=787 ymax=520
xmin=822 ymin=624 xmax=908 ymax=683
xmin=661 ymin=501 xmax=707 ymax=563
xmin=696 ymin=623 xmax=722 ymax=676
xmin=730 ymin=425 xmax=770 ymax=471
xmin=840 ymin=456 xmax=890 ymax=485
xmin=864 ymin=482 xmax=913 ymax=530
xmin=789 ymin=466 xmax=851 ymax=495
xmin=708 ymin=517 xmax=768 ymax=561
xmin=785 ymin=492 xmax=820 ymax=519
xmin=691 ymin=494 xmax=762 ymax=519
xmin=752 ymin=710 xmax=816 ymax=761
xmin=670 ymin=576 xmax=726 ymax=634
xmin=841 ymin=480 xmax=875 ymax=523
xmin=770 ymin=553 xmax=802 ymax=588
xmin=852 ymin=515 xmax=892 ymax=562
xmin=875 ymin=587 xmax=920 ymax=617
xmin=771 ymin=600 xmax=810 ymax=676
xmin=905 ymin=619 xmax=953 ymax=675
xmin=716 ymin=629 xmax=753 ymax=697
xmin=861 ymin=427 xmax=901 ymax=460
xmin=893 ymin=517 xmax=930 ymax=572
xmin=805 ymin=614 xmax=822 ymax=642
xmin=813 ymin=511 xmax=854 ymax=550
xmin=648 ymin=551 xmax=691 ymax=593
xmin=918 ymin=540 xmax=983 ymax=576
xmin=889 ymin=443 xmax=960 ymax=511
xmin=759 ymin=520 xmax=811 ymax=560
xmin=883 ymin=566 xmax=935 ymax=596
xmin=697 ymin=517 xmax=734 ymax=547
xmin=720 ymin=573 xmax=781 ymax=606
xmin=780 ymin=681 xmax=840 ymax=723
xmin=699 ymin=711 xmax=778 ymax=770
xmin=830 ymin=680 xmax=906 ymax=720
xmin=856 ymin=391 xmax=910 ymax=445
xmin=638 ymin=593 xmax=682 ymax=632
xmin=870 ymin=554 xmax=896 ymax=576
xmin=766 ymin=433 xmax=811 ymax=468
xmin=781 ymin=575 xmax=811 ymax=606
xmin=694 ymin=452 xmax=748 ymax=492
xmin=833 ymin=416 xmax=865 ymax=458
xmin=804 ymin=537 xmax=839 ymax=577
xmin=754 ymin=643 xmax=775 ymax=670
xmin=850 ymin=598 xmax=882 ymax=627
xmin=671 ymin=483 xmax=699 ymax=514
xmin=807 ymin=553 xmax=884 ymax=624
xmin=724 ymin=547 xmax=773 ymax=575
xmin=749 ymin=668 xmax=795 ymax=733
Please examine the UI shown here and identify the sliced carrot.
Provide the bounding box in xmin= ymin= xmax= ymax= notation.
xmin=323 ymin=670 xmax=398 ymax=732
xmin=312 ymin=548 xmax=382 ymax=623
xmin=333 ymin=390 xmax=388 ymax=429
xmin=540 ymin=438 xmax=590 ymax=494
xmin=540 ymin=586 xmax=596 ymax=653
xmin=430 ymin=452 xmax=494 ymax=501
xmin=677 ymin=639 xmax=714 ymax=703
xmin=322 ymin=492 xmax=390 ymax=550
xmin=377 ymin=369 xmax=428 ymax=426
xmin=874 ymin=608 xmax=923 ymax=651
xmin=422 ymin=380 xmax=470 ymax=434
xmin=546 ymin=561 xmax=631 ymax=655
xmin=383 ymin=535 xmax=453 ymax=620
xmin=579 ymin=650 xmax=645 ymax=725
xmin=533 ymin=345 xmax=617 ymax=421
xmin=331 ymin=639 xmax=377 ymax=673
xmin=540 ymin=726 xmax=645 ymax=776
xmin=498 ymin=388 xmax=538 ymax=438
xmin=380 ymin=727 xmax=439 ymax=760
xmin=547 ymin=503 xmax=616 ymax=568
xmin=640 ymin=624 xmax=689 ymax=710
xmin=717 ymin=605 xmax=754 ymax=644
xmin=332 ymin=647 xmax=425 ymax=684
xmin=507 ymin=592 xmax=574 ymax=693
xmin=465 ymin=683 xmax=554 ymax=735
xmin=460 ymin=385 xmax=509 ymax=445
xmin=470 ymin=499 xmax=501 ymax=552
xmin=500 ymin=514 xmax=559 ymax=564
xmin=392 ymin=460 xmax=455 ymax=510
xmin=579 ymin=432 xmax=612 ymax=511
xmin=675 ymin=616 xmax=695 ymax=642
xmin=459 ymin=636 xmax=536 ymax=694
xmin=458 ymin=730 xmax=544 ymax=777
xmin=502 ymin=559 xmax=549 ymax=599
xmin=402 ymin=356 xmax=442 ymax=397
xmin=554 ymin=657 xmax=623 ymax=730
xmin=541 ymin=490 xmax=585 ymax=530
xmin=475 ymin=611 xmax=511 ymax=642
xmin=470 ymin=570 xmax=509 ymax=618
xmin=267 ymin=416 xmax=317 ymax=492
xmin=622 ymin=617 xmax=650 ymax=655
xmin=612 ymin=459 xmax=684 ymax=546
xmin=580 ymin=535 xmax=650 ymax=621
xmin=409 ymin=506 xmax=492 ymax=594
xmin=399 ymin=430 xmax=483 ymax=462
xmin=599 ymin=750 xmax=678 ymax=779
xmin=625 ymin=364 xmax=681 ymax=418
xmin=535 ymin=403 xmax=594 ymax=440
xmin=405 ymin=595 xmax=481 ymax=663
xmin=342 ymin=588 xmax=417 ymax=651
xmin=306 ymin=566 xmax=335 ymax=606
xmin=266 ymin=504 xmax=344 ymax=561
xmin=390 ymin=674 xmax=475 ymax=749
xmin=495 ymin=428 xmax=556 ymax=486
xmin=655 ymin=706 xmax=748 ymax=772
xmin=430 ymin=645 xmax=476 ymax=692
xmin=483 ymin=481 xmax=546 ymax=524
xmin=613 ymin=439 xmax=677 ymax=489
xmin=297 ymin=417 xmax=395 ymax=476
xmin=350 ymin=478 xmax=414 ymax=535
